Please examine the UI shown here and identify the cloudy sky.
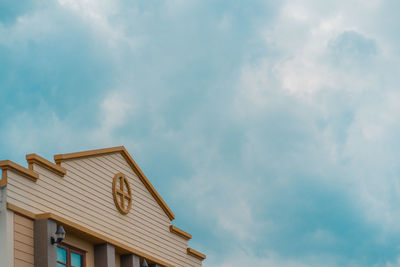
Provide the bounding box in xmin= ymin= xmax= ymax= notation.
xmin=2 ymin=0 xmax=400 ymax=266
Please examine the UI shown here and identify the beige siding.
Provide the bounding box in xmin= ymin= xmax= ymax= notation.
xmin=115 ymin=253 xmax=121 ymax=267
xmin=186 ymin=255 xmax=203 ymax=267
xmin=6 ymin=153 xmax=201 ymax=267
xmin=63 ymin=233 xmax=95 ymax=267
xmin=14 ymin=214 xmax=34 ymax=267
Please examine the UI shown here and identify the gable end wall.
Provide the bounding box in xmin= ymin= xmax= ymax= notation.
xmin=5 ymin=153 xmax=200 ymax=267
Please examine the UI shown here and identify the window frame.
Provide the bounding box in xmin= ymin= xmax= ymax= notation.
xmin=57 ymin=243 xmax=86 ymax=267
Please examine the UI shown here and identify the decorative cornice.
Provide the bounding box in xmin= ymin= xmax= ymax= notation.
xmin=169 ymin=225 xmax=192 ymax=240
xmin=0 ymin=169 xmax=7 ymax=187
xmin=54 ymin=146 xmax=175 ymax=221
xmin=7 ymin=203 xmax=36 ymax=219
xmin=26 ymin=153 xmax=67 ymax=177
xmin=0 ymin=160 xmax=39 ymax=182
xmin=187 ymin=247 xmax=206 ymax=260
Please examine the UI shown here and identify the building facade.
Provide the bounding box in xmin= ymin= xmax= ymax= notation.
xmin=0 ymin=146 xmax=205 ymax=267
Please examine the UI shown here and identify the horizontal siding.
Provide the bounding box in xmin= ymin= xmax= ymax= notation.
xmin=186 ymin=255 xmax=203 ymax=267
xmin=8 ymin=184 xmax=187 ymax=266
xmin=14 ymin=214 xmax=34 ymax=267
xmin=26 ymin=164 xmax=188 ymax=251
xmin=5 ymin=153 xmax=201 ymax=267
xmin=32 ymin=163 xmax=173 ymax=236
xmin=64 ymin=159 xmax=171 ymax=225
xmin=14 ymin=259 xmax=34 ymax=267
xmin=7 ymin=182 xmax=187 ymax=265
xmin=14 ymin=232 xmax=34 ymax=247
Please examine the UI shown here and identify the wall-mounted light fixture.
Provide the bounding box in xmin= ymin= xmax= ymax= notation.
xmin=141 ymin=259 xmax=148 ymax=267
xmin=51 ymin=225 xmax=66 ymax=245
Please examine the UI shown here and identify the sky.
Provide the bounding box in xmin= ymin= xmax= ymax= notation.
xmin=1 ymin=0 xmax=400 ymax=266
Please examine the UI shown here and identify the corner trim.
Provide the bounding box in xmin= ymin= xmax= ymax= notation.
xmin=0 ymin=160 xmax=39 ymax=182
xmin=54 ymin=146 xmax=175 ymax=221
xmin=0 ymin=170 xmax=7 ymax=187
xmin=187 ymin=248 xmax=206 ymax=260
xmin=26 ymin=153 xmax=67 ymax=177
xmin=169 ymin=225 xmax=192 ymax=240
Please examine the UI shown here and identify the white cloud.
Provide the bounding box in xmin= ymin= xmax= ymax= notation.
xmin=57 ymin=0 xmax=117 ymax=20
xmin=218 ymin=14 xmax=232 ymax=31
xmin=282 ymin=3 xmax=312 ymax=22
xmin=0 ymin=90 xmax=135 ymax=159
xmin=56 ymin=0 xmax=140 ymax=52
xmin=3 ymin=112 xmax=65 ymax=154
xmin=3 ymin=0 xmax=400 ymax=265
xmin=90 ymin=90 xmax=136 ymax=144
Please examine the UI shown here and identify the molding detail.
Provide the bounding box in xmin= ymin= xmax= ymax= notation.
xmin=0 ymin=160 xmax=39 ymax=182
xmin=187 ymin=248 xmax=206 ymax=260
xmin=0 ymin=170 xmax=7 ymax=187
xmin=54 ymin=146 xmax=126 ymax=163
xmin=169 ymin=225 xmax=192 ymax=240
xmin=112 ymin=172 xmax=133 ymax=215
xmin=6 ymin=203 xmax=36 ymax=219
xmin=54 ymin=146 xmax=175 ymax=221
xmin=26 ymin=153 xmax=67 ymax=177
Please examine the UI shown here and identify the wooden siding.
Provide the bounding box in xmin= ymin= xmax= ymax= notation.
xmin=14 ymin=214 xmax=34 ymax=267
xmin=186 ymin=252 xmax=203 ymax=267
xmin=115 ymin=253 xmax=121 ymax=267
xmin=63 ymin=233 xmax=95 ymax=267
xmin=6 ymin=153 xmax=201 ymax=267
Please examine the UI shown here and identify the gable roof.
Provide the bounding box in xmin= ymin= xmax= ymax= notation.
xmin=54 ymin=146 xmax=175 ymax=221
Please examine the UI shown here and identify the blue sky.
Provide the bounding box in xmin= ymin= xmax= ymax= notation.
xmin=2 ymin=0 xmax=400 ymax=266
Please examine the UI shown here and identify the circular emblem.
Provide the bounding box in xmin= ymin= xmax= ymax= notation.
xmin=112 ymin=173 xmax=132 ymax=215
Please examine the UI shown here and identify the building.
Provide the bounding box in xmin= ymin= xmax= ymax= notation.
xmin=0 ymin=146 xmax=206 ymax=267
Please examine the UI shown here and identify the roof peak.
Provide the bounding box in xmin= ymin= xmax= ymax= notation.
xmin=54 ymin=145 xmax=175 ymax=221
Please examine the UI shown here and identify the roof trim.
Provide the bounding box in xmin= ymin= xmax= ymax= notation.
xmin=54 ymin=146 xmax=175 ymax=221
xmin=26 ymin=153 xmax=67 ymax=177
xmin=7 ymin=202 xmax=36 ymax=219
xmin=187 ymin=248 xmax=206 ymax=260
xmin=0 ymin=169 xmax=7 ymax=187
xmin=169 ymin=225 xmax=192 ymax=240
xmin=54 ymin=146 xmax=125 ymax=163
xmin=7 ymin=203 xmax=175 ymax=267
xmin=0 ymin=160 xmax=39 ymax=182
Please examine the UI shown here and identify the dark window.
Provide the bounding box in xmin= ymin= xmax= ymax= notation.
xmin=57 ymin=243 xmax=86 ymax=267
